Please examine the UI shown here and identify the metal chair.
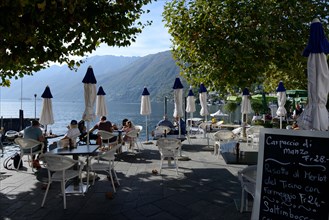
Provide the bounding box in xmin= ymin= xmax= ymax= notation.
xmin=88 ymin=144 xmax=121 ymax=193
xmin=238 ymin=165 xmax=257 ymax=213
xmin=97 ymin=130 xmax=118 ymax=149
xmin=212 ymin=130 xmax=234 ymax=156
xmin=41 ymin=154 xmax=85 ymax=209
xmin=157 ymin=138 xmax=181 ymax=175
xmin=246 ymin=126 xmax=263 ymax=148
xmin=123 ymin=128 xmax=141 ymax=152
xmin=14 ymin=137 xmax=45 ymax=172
xmin=133 ymin=125 xmax=143 ymax=148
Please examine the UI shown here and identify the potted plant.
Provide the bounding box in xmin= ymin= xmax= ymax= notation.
xmin=224 ymin=101 xmax=238 ymax=123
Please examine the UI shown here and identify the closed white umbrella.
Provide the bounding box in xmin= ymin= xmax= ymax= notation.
xmin=276 ymin=81 xmax=287 ymax=129
xmin=39 ymin=86 xmax=54 ymax=134
xmin=140 ymin=87 xmax=151 ymax=141
xmin=186 ymin=86 xmax=196 ymax=125
xmin=96 ymin=86 xmax=108 ymax=117
xmin=241 ymin=88 xmax=251 ymax=138
xmin=241 ymin=88 xmax=252 ymax=116
xmin=199 ymin=83 xmax=209 ymax=139
xmin=173 ymin=77 xmax=184 ymax=118
xmin=173 ymin=77 xmax=184 ymax=137
xmin=82 ymin=66 xmax=97 ymax=145
xmin=199 ymin=83 xmax=209 ymax=119
xmin=299 ymin=18 xmax=329 ymax=131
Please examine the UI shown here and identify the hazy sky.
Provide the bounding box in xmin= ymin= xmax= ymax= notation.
xmin=88 ymin=1 xmax=171 ymax=57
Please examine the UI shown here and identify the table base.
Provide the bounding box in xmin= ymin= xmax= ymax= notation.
xmin=65 ymin=183 xmax=88 ymax=194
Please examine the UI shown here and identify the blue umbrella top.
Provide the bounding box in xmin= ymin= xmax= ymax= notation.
xmin=199 ymin=83 xmax=207 ymax=93
xmin=97 ymin=86 xmax=106 ymax=95
xmin=303 ymin=18 xmax=329 ymax=57
xmin=41 ymin=86 xmax=53 ymax=98
xmin=276 ymin=81 xmax=286 ymax=92
xmin=173 ymin=77 xmax=184 ymax=89
xmin=242 ymin=88 xmax=250 ymax=96
xmin=142 ymin=87 xmax=150 ymax=96
xmin=82 ymin=66 xmax=97 ymax=84
xmin=188 ymin=88 xmax=194 ymax=96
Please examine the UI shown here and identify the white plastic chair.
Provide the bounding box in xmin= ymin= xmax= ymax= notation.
xmin=58 ymin=132 xmax=80 ymax=148
xmin=89 ymin=144 xmax=121 ymax=192
xmin=124 ymin=128 xmax=141 ymax=152
xmin=211 ymin=120 xmax=224 ymax=130
xmin=157 ymin=138 xmax=181 ymax=175
xmin=41 ymin=154 xmax=85 ymax=209
xmin=198 ymin=122 xmax=209 ymax=136
xmin=97 ymin=130 xmax=118 ymax=149
xmin=238 ymin=165 xmax=257 ymax=213
xmin=133 ymin=125 xmax=143 ymax=148
xmin=14 ymin=137 xmax=45 ymax=172
xmin=212 ymin=130 xmax=234 ymax=156
xmin=246 ymin=126 xmax=263 ymax=148
xmin=231 ymin=127 xmax=242 ymax=139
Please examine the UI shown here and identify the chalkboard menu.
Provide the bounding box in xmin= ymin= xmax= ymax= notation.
xmin=252 ymin=129 xmax=329 ymax=220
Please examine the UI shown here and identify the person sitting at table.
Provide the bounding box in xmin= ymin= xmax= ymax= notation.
xmin=156 ymin=115 xmax=175 ymax=129
xmin=292 ymin=103 xmax=303 ymax=119
xmin=121 ymin=118 xmax=129 ymax=129
xmin=89 ymin=116 xmax=117 ymax=145
xmin=23 ymin=120 xmax=46 ymax=169
xmin=171 ymin=116 xmax=187 ymax=135
xmin=151 ymin=115 xmax=175 ymax=137
xmin=59 ymin=120 xmax=81 ymax=148
xmin=122 ymin=120 xmax=136 ymax=147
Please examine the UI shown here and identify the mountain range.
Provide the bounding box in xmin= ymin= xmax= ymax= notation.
xmin=1 ymin=51 xmax=189 ymax=103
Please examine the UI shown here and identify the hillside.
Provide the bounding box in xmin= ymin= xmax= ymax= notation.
xmin=1 ymin=51 xmax=188 ymax=103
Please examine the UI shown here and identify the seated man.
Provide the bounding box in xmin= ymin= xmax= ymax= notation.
xmin=89 ymin=116 xmax=117 ymax=145
xmin=152 ymin=115 xmax=175 ymax=138
xmin=171 ymin=117 xmax=186 ymax=135
xmin=157 ymin=115 xmax=175 ymax=129
xmin=23 ymin=120 xmax=46 ymax=169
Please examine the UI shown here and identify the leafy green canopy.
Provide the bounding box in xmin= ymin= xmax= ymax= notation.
xmin=0 ymin=0 xmax=153 ymax=86
xmin=163 ymin=0 xmax=329 ymax=94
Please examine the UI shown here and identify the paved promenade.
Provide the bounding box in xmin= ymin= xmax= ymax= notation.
xmin=0 ymin=135 xmax=252 ymax=220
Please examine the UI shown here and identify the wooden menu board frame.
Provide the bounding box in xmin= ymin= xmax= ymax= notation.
xmin=252 ymin=128 xmax=329 ymax=220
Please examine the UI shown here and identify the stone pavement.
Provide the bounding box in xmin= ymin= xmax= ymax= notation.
xmin=0 ymin=135 xmax=252 ymax=220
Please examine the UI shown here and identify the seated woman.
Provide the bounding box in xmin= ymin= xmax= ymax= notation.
xmin=122 ymin=120 xmax=135 ymax=147
xmin=78 ymin=120 xmax=98 ymax=144
xmin=59 ymin=120 xmax=81 ymax=148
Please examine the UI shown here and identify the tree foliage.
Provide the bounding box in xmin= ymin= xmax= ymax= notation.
xmin=163 ymin=0 xmax=329 ymax=94
xmin=0 ymin=0 xmax=153 ymax=86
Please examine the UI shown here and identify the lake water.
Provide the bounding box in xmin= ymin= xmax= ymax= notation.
xmin=0 ymin=99 xmax=229 ymax=141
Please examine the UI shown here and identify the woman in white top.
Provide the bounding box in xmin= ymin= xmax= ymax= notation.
xmin=59 ymin=120 xmax=81 ymax=148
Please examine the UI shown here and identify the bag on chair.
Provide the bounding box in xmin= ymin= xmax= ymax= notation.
xmin=3 ymin=152 xmax=23 ymax=170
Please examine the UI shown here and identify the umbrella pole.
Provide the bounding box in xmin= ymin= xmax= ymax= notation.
xmin=280 ymin=116 xmax=282 ymax=129
xmin=204 ymin=116 xmax=207 ymax=139
xmin=145 ymin=115 xmax=148 ymax=141
xmin=87 ymin=121 xmax=90 ymax=147
xmin=178 ymin=116 xmax=181 ymax=138
xmin=204 ymin=115 xmax=210 ymax=147
xmin=190 ymin=112 xmax=193 ymax=136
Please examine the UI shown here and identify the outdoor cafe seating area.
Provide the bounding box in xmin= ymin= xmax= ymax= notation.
xmin=0 ymin=125 xmax=255 ymax=220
